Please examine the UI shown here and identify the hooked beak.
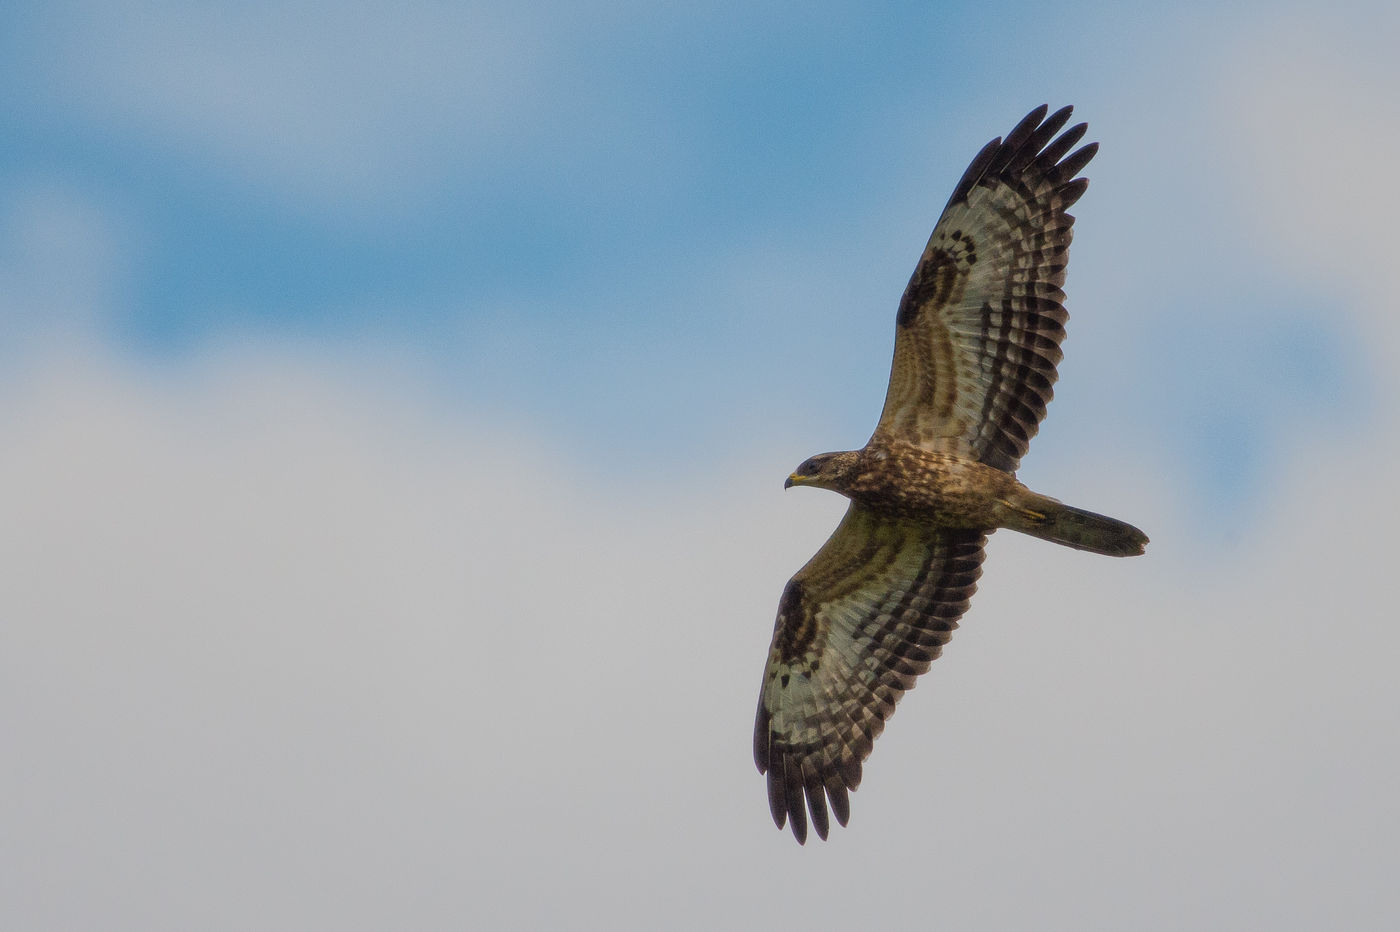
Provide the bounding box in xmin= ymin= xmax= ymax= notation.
xmin=785 ymin=473 xmax=800 ymax=489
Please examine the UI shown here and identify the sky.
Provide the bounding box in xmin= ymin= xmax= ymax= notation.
xmin=2 ymin=1 xmax=1399 ymax=928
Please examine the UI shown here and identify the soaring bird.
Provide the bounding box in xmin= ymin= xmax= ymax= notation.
xmin=754 ymin=105 xmax=1147 ymax=844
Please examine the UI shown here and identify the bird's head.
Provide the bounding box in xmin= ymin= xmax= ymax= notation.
xmin=785 ymin=451 xmax=861 ymax=492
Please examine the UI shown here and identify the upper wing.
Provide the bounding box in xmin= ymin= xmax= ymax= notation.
xmin=753 ymin=505 xmax=986 ymax=843
xmin=872 ymin=104 xmax=1097 ymax=473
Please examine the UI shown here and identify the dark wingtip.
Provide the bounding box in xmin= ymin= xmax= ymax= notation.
xmin=943 ymin=105 xmax=1096 ymax=213
xmin=788 ymin=800 xmax=808 ymax=844
xmin=944 ymin=135 xmax=1003 ymax=209
xmin=1056 ymin=141 xmax=1099 ymax=181
xmin=1058 ymin=177 xmax=1090 ymax=209
xmin=785 ymin=763 xmax=808 ymax=844
xmin=805 ymin=772 xmax=830 ymax=841
xmin=1001 ymin=104 xmax=1050 ymax=154
xmin=1006 ymin=105 xmax=1075 ymax=175
xmin=1035 ymin=121 xmax=1087 ymax=169
xmin=753 ymin=705 xmax=771 ymax=773
xmin=1046 ymin=103 xmax=1074 ymax=127
xmin=765 ymin=762 xmax=787 ymax=831
xmin=828 ymin=781 xmax=851 ymax=827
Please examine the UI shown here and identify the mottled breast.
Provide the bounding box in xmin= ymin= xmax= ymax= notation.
xmin=846 ymin=442 xmax=1020 ymax=526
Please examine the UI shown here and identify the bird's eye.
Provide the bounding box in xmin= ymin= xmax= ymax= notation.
xmin=801 ymin=459 xmax=818 ymax=474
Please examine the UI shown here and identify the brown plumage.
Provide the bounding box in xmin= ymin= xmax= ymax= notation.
xmin=754 ymin=105 xmax=1148 ymax=844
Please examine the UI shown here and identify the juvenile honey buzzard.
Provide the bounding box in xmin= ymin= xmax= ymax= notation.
xmin=754 ymin=105 xmax=1148 ymax=844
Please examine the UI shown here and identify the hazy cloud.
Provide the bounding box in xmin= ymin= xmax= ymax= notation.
xmin=1224 ymin=10 xmax=1400 ymax=367
xmin=1 ymin=343 xmax=1396 ymax=929
xmin=23 ymin=1 xmax=571 ymax=209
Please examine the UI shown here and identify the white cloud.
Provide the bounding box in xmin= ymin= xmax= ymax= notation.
xmin=1 ymin=341 xmax=1397 ymax=930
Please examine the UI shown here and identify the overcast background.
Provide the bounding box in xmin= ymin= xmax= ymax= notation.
xmin=3 ymin=1 xmax=1398 ymax=929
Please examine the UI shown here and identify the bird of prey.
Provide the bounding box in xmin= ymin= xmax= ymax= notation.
xmin=753 ymin=105 xmax=1148 ymax=844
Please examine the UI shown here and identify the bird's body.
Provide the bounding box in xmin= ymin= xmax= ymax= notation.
xmin=790 ymin=439 xmax=1146 ymax=553
xmin=791 ymin=441 xmax=1023 ymax=525
xmin=754 ymin=105 xmax=1148 ymax=844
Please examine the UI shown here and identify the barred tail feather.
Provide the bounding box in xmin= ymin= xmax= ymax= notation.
xmin=1018 ymin=498 xmax=1148 ymax=557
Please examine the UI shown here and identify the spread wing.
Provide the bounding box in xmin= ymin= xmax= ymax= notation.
xmin=873 ymin=104 xmax=1097 ymax=473
xmin=753 ymin=505 xmax=986 ymax=843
